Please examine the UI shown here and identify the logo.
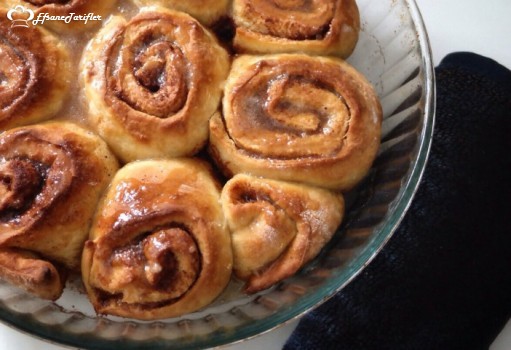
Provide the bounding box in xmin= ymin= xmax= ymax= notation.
xmin=5 ymin=5 xmax=102 ymax=28
xmin=7 ymin=5 xmax=35 ymax=28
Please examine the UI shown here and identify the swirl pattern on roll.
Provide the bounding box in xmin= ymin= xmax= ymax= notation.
xmin=0 ymin=122 xmax=119 ymax=300
xmin=82 ymin=159 xmax=232 ymax=320
xmin=233 ymin=0 xmax=360 ymax=57
xmin=82 ymin=8 xmax=230 ymax=162
xmin=221 ymin=174 xmax=344 ymax=293
xmin=0 ymin=10 xmax=70 ymax=131
xmin=134 ymin=0 xmax=230 ymax=25
xmin=3 ymin=0 xmax=117 ymax=31
xmin=209 ymin=54 xmax=382 ymax=191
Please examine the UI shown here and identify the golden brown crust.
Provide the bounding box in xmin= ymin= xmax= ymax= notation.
xmin=209 ymin=54 xmax=382 ymax=191
xmin=3 ymin=0 xmax=117 ymax=32
xmin=233 ymin=0 xmax=360 ymax=57
xmin=221 ymin=174 xmax=344 ymax=293
xmin=82 ymin=159 xmax=232 ymax=320
xmin=133 ymin=0 xmax=230 ymax=25
xmin=81 ymin=8 xmax=230 ymax=163
xmin=0 ymin=10 xmax=70 ymax=131
xmin=0 ymin=248 xmax=64 ymax=300
xmin=0 ymin=122 xmax=119 ymax=299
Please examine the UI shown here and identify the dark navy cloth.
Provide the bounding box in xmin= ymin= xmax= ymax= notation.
xmin=284 ymin=52 xmax=511 ymax=350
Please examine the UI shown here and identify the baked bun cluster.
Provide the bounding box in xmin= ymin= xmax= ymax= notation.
xmin=0 ymin=0 xmax=381 ymax=320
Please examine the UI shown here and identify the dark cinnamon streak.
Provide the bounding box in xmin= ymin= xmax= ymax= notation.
xmin=0 ymin=158 xmax=48 ymax=223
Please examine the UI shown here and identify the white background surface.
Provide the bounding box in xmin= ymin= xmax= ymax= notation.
xmin=1 ymin=1 xmax=510 ymax=349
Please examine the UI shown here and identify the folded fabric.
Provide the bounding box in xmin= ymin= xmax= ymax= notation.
xmin=284 ymin=52 xmax=511 ymax=349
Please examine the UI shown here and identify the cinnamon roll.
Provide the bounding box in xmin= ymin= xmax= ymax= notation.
xmin=233 ymin=0 xmax=360 ymax=57
xmin=209 ymin=54 xmax=382 ymax=191
xmin=82 ymin=159 xmax=233 ymax=320
xmin=0 ymin=122 xmax=119 ymax=300
xmin=133 ymin=0 xmax=229 ymax=26
xmin=222 ymin=174 xmax=344 ymax=293
xmin=0 ymin=10 xmax=70 ymax=131
xmin=3 ymin=0 xmax=116 ymax=32
xmin=81 ymin=8 xmax=230 ymax=163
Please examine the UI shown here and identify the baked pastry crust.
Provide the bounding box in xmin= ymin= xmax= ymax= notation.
xmin=133 ymin=0 xmax=230 ymax=25
xmin=0 ymin=10 xmax=70 ymax=130
xmin=0 ymin=248 xmax=64 ymax=300
xmin=221 ymin=174 xmax=344 ymax=293
xmin=233 ymin=0 xmax=360 ymax=57
xmin=0 ymin=122 xmax=119 ymax=299
xmin=0 ymin=0 xmax=380 ymax=317
xmin=82 ymin=159 xmax=233 ymax=319
xmin=81 ymin=8 xmax=230 ymax=163
xmin=209 ymin=54 xmax=382 ymax=191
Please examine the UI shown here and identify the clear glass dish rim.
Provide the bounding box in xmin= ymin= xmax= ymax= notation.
xmin=0 ymin=0 xmax=436 ymax=348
